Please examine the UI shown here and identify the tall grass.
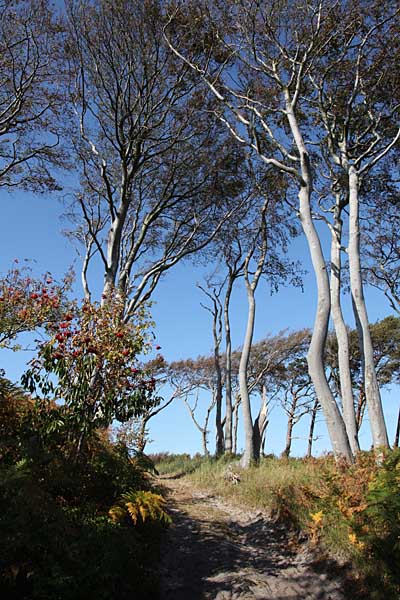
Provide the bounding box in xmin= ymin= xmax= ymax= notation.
xmin=156 ymin=450 xmax=400 ymax=600
xmin=150 ymin=452 xmax=210 ymax=475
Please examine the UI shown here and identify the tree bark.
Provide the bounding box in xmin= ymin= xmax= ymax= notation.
xmin=307 ymin=399 xmax=319 ymax=458
xmin=282 ymin=395 xmax=297 ymax=458
xmin=224 ymin=270 xmax=235 ymax=454
xmin=238 ymin=283 xmax=256 ymax=467
xmin=330 ymin=197 xmax=360 ymax=454
xmin=253 ymin=384 xmax=269 ymax=460
xmin=232 ymin=393 xmax=240 ymax=455
xmin=213 ymin=318 xmax=224 ymax=457
xmin=394 ymin=407 xmax=400 ymax=448
xmin=286 ymin=98 xmax=353 ymax=462
xmin=348 ymin=166 xmax=389 ymax=448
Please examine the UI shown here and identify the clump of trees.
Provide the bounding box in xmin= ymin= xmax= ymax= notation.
xmin=1 ymin=0 xmax=399 ymax=478
xmin=164 ymin=0 xmax=400 ymax=462
xmin=166 ymin=317 xmax=400 ymax=460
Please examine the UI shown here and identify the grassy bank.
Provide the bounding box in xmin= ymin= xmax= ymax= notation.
xmin=154 ymin=450 xmax=400 ymax=600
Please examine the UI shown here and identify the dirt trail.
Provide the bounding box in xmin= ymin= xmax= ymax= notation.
xmin=158 ymin=476 xmax=353 ymax=600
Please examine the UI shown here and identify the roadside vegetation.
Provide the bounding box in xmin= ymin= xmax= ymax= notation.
xmin=0 ymin=266 xmax=170 ymax=599
xmin=153 ymin=451 xmax=400 ymax=600
xmin=0 ymin=376 xmax=168 ymax=599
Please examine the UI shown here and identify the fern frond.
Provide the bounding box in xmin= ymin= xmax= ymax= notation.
xmin=112 ymin=489 xmax=171 ymax=527
xmin=108 ymin=505 xmax=126 ymax=523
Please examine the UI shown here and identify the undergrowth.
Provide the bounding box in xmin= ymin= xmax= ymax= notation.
xmin=0 ymin=389 xmax=169 ymax=600
xmin=156 ymin=450 xmax=400 ymax=600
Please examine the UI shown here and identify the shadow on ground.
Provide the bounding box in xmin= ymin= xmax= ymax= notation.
xmin=158 ymin=479 xmax=360 ymax=600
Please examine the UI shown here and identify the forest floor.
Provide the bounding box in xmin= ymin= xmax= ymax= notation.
xmin=157 ymin=474 xmax=357 ymax=600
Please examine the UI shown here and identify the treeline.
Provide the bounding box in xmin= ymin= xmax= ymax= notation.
xmin=136 ymin=316 xmax=400 ymax=458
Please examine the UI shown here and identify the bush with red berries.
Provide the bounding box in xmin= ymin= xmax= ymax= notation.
xmin=22 ymin=291 xmax=159 ymax=452
xmin=0 ymin=262 xmax=71 ymax=349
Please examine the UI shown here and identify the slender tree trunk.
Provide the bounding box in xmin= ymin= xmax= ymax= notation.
xmin=183 ymin=392 xmax=214 ymax=457
xmin=355 ymin=386 xmax=366 ymax=433
xmin=233 ymin=393 xmax=240 ymax=455
xmin=330 ymin=197 xmax=360 ymax=454
xmin=394 ymin=407 xmax=400 ymax=448
xmin=212 ymin=296 xmax=224 ymax=456
xmin=282 ymin=395 xmax=298 ymax=458
xmin=297 ymin=181 xmax=352 ymax=456
xmin=239 ymin=283 xmax=256 ymax=467
xmin=239 ymin=200 xmax=269 ymax=468
xmin=214 ymin=352 xmax=224 ymax=457
xmin=202 ymin=431 xmax=209 ymax=456
xmin=307 ymin=399 xmax=319 ymax=458
xmin=253 ymin=384 xmax=269 ymax=459
xmin=224 ymin=271 xmax=235 ymax=454
xmin=285 ymin=98 xmax=353 ymax=462
xmin=348 ymin=166 xmax=389 ymax=448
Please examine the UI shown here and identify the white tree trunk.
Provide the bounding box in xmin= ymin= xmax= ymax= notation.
xmin=224 ymin=272 xmax=234 ymax=454
xmin=330 ymin=201 xmax=360 ymax=455
xmin=307 ymin=399 xmax=319 ymax=458
xmin=286 ymin=100 xmax=353 ymax=461
xmin=253 ymin=384 xmax=269 ymax=460
xmin=239 ymin=284 xmax=256 ymax=468
xmin=348 ymin=166 xmax=389 ymax=448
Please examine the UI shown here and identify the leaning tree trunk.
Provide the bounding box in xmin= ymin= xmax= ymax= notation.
xmin=348 ymin=166 xmax=389 ymax=448
xmin=330 ymin=197 xmax=360 ymax=455
xmin=286 ymin=99 xmax=353 ymax=462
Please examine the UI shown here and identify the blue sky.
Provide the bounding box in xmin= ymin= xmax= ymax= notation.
xmin=1 ymin=190 xmax=398 ymax=457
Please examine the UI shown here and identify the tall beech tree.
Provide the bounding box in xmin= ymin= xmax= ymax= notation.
xmin=165 ymin=0 xmax=399 ymax=459
xmin=0 ymin=0 xmax=64 ymax=190
xmin=165 ymin=0 xmax=354 ymax=460
xmin=311 ymin=1 xmax=400 ymax=449
xmin=64 ymin=0 xmax=244 ymax=316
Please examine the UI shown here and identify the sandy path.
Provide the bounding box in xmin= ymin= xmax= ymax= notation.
xmin=158 ymin=476 xmax=354 ymax=600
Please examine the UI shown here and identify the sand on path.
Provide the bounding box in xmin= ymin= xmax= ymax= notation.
xmin=158 ymin=475 xmax=355 ymax=600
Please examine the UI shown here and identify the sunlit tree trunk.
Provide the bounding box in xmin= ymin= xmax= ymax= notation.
xmin=307 ymin=399 xmax=319 ymax=458
xmin=282 ymin=393 xmax=298 ymax=458
xmin=348 ymin=166 xmax=389 ymax=448
xmin=238 ymin=282 xmax=256 ymax=467
xmin=330 ymin=196 xmax=360 ymax=455
xmin=232 ymin=393 xmax=240 ymax=455
xmin=286 ymin=99 xmax=353 ymax=462
xmin=394 ymin=407 xmax=400 ymax=448
xmin=224 ymin=270 xmax=235 ymax=454
xmin=253 ymin=384 xmax=269 ymax=460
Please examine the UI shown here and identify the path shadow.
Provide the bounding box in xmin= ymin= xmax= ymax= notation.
xmin=158 ymin=491 xmax=358 ymax=600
